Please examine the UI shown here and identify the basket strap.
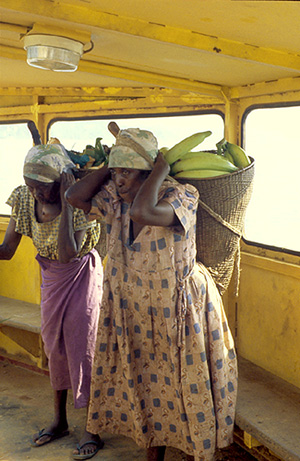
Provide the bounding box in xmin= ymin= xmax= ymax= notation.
xmin=198 ymin=198 xmax=243 ymax=237
xmin=118 ymin=135 xmax=155 ymax=167
xmin=233 ymin=243 xmax=241 ymax=297
xmin=118 ymin=136 xmax=177 ymax=183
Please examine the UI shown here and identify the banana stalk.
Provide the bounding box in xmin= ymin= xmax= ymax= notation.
xmin=159 ymin=147 xmax=169 ymax=156
xmin=171 ymin=151 xmax=238 ymax=175
xmin=216 ymin=137 xmax=227 ymax=155
xmin=164 ymin=131 xmax=212 ymax=165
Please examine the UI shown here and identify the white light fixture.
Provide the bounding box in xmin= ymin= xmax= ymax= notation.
xmin=23 ymin=34 xmax=87 ymax=72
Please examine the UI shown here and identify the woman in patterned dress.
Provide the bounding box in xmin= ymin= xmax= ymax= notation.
xmin=67 ymin=127 xmax=238 ymax=461
xmin=0 ymin=144 xmax=103 ymax=450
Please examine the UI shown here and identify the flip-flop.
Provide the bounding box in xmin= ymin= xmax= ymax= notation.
xmin=31 ymin=428 xmax=70 ymax=447
xmin=73 ymin=439 xmax=104 ymax=460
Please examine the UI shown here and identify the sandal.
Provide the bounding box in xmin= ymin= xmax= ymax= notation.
xmin=73 ymin=439 xmax=104 ymax=460
xmin=31 ymin=428 xmax=70 ymax=447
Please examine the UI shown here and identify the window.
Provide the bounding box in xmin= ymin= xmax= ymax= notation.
xmin=1 ymin=114 xmax=224 ymax=216
xmin=243 ymin=105 xmax=300 ymax=253
xmin=49 ymin=113 xmax=224 ymax=157
xmin=0 ymin=122 xmax=33 ymax=215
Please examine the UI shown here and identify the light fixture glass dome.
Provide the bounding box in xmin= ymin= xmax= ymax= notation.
xmin=24 ymin=34 xmax=84 ymax=72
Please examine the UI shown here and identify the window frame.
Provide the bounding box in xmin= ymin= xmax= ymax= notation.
xmin=47 ymin=109 xmax=225 ymax=141
xmin=241 ymin=101 xmax=300 ymax=257
xmin=0 ymin=119 xmax=35 ymax=217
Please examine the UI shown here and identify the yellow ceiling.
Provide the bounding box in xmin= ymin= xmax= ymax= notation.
xmin=0 ymin=0 xmax=300 ymax=95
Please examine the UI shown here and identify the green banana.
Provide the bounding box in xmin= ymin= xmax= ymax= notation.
xmin=222 ymin=149 xmax=235 ymax=165
xmin=93 ymin=137 xmax=107 ymax=166
xmin=171 ymin=151 xmax=238 ymax=175
xmin=225 ymin=142 xmax=251 ymax=168
xmin=164 ymin=131 xmax=212 ymax=165
xmin=83 ymin=138 xmax=107 ymax=166
xmin=174 ymin=169 xmax=230 ymax=179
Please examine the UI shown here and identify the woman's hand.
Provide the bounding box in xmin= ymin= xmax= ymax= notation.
xmin=153 ymin=151 xmax=170 ymax=177
xmin=58 ymin=171 xmax=86 ymax=263
xmin=130 ymin=150 xmax=178 ymax=227
xmin=60 ymin=171 xmax=75 ymax=204
xmin=0 ymin=217 xmax=22 ymax=260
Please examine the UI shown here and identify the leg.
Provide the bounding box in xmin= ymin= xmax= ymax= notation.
xmin=147 ymin=446 xmax=166 ymax=461
xmin=32 ymin=389 xmax=69 ymax=446
xmin=52 ymin=388 xmax=68 ymax=429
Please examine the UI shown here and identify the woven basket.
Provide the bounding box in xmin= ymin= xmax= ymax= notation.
xmin=177 ymin=158 xmax=255 ymax=295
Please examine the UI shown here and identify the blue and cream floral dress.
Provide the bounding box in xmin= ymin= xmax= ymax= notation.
xmin=87 ymin=179 xmax=237 ymax=461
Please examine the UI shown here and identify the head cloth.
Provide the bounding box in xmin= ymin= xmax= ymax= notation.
xmin=23 ymin=144 xmax=75 ymax=183
xmin=108 ymin=128 xmax=158 ymax=171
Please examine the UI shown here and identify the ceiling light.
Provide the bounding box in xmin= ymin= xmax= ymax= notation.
xmin=23 ymin=34 xmax=85 ymax=72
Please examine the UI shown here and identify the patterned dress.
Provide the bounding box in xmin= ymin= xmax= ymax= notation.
xmin=87 ymin=180 xmax=237 ymax=460
xmin=7 ymin=185 xmax=100 ymax=260
xmin=7 ymin=185 xmax=103 ymax=408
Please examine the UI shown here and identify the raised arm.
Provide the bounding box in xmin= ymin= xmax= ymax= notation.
xmin=65 ymin=165 xmax=110 ymax=214
xmin=0 ymin=217 xmax=22 ymax=260
xmin=58 ymin=171 xmax=86 ymax=264
xmin=130 ymin=152 xmax=180 ymax=227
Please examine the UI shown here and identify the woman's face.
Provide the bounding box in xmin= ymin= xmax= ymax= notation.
xmin=110 ymin=168 xmax=146 ymax=203
xmin=24 ymin=177 xmax=60 ymax=205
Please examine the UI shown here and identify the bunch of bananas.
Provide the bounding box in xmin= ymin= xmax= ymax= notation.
xmin=48 ymin=136 xmax=108 ymax=169
xmin=82 ymin=137 xmax=107 ymax=167
xmin=161 ymin=132 xmax=251 ymax=179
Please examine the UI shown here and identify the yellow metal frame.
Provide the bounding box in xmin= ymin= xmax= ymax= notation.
xmin=0 ymin=81 xmax=300 ymax=387
xmin=0 ymin=217 xmax=41 ymax=304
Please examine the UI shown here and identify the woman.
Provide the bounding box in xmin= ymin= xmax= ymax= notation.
xmin=0 ymin=144 xmax=103 ymax=450
xmin=66 ymin=127 xmax=237 ymax=461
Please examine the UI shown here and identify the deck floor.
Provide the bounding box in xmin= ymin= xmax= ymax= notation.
xmin=0 ymin=359 xmax=255 ymax=461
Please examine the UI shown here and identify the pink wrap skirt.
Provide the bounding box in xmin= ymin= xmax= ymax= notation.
xmin=36 ymin=249 xmax=103 ymax=408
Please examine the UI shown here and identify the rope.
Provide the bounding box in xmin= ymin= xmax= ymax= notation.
xmin=233 ymin=243 xmax=241 ymax=297
xmin=198 ymin=198 xmax=242 ymax=238
xmin=118 ymin=135 xmax=177 ymax=183
xmin=118 ymin=135 xmax=155 ymax=167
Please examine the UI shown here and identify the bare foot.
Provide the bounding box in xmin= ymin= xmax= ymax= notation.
xmin=73 ymin=430 xmax=104 ymax=459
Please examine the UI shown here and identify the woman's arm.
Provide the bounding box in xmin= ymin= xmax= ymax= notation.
xmin=65 ymin=165 xmax=110 ymax=214
xmin=57 ymin=172 xmax=86 ymax=263
xmin=0 ymin=217 xmax=22 ymax=260
xmin=130 ymin=152 xmax=180 ymax=227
